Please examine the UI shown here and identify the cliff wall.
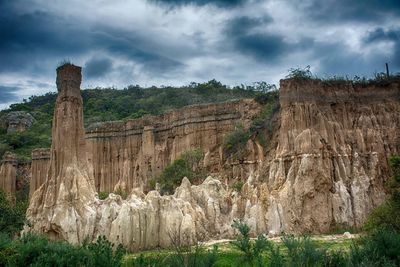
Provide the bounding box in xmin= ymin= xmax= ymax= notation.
xmin=261 ymin=79 xmax=400 ymax=233
xmin=85 ymin=99 xmax=262 ymax=193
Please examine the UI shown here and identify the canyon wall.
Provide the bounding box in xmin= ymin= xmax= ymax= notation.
xmin=252 ymin=79 xmax=400 ymax=234
xmin=25 ymin=64 xmax=400 ymax=251
xmin=86 ymin=99 xmax=262 ymax=193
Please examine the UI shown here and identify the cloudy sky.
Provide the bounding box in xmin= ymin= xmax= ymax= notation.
xmin=0 ymin=0 xmax=399 ymax=109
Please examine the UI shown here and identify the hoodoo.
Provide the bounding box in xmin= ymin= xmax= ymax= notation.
xmin=26 ymin=64 xmax=97 ymax=243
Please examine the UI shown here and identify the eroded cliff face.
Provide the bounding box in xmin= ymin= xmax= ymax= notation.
xmin=25 ymin=65 xmax=400 ymax=250
xmin=0 ymin=152 xmax=17 ymax=197
xmin=254 ymin=79 xmax=400 ymax=234
xmin=29 ymin=148 xmax=50 ymax=198
xmin=86 ymin=99 xmax=262 ymax=193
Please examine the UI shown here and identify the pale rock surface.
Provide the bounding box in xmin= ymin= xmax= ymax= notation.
xmin=1 ymin=111 xmax=35 ymax=133
xmin=29 ymin=148 xmax=50 ymax=198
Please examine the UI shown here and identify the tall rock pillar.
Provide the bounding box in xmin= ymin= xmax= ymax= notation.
xmin=0 ymin=152 xmax=17 ymax=197
xmin=26 ymin=64 xmax=97 ymax=243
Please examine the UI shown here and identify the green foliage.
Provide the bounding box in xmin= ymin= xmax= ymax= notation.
xmin=231 ymin=220 xmax=270 ymax=266
xmin=364 ymin=155 xmax=400 ymax=232
xmin=0 ymin=190 xmax=27 ymax=237
xmin=0 ymin=234 xmax=125 ymax=267
xmin=153 ymin=149 xmax=204 ymax=195
xmin=349 ymin=228 xmax=400 ymax=267
xmin=286 ymin=65 xmax=313 ymax=80
xmin=223 ymin=124 xmax=251 ymax=158
xmin=282 ymin=235 xmax=326 ymax=267
xmin=232 ymin=181 xmax=244 ymax=193
xmin=98 ymin=191 xmax=109 ymax=200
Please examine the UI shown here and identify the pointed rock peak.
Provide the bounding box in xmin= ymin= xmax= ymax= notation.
xmin=181 ymin=177 xmax=191 ymax=188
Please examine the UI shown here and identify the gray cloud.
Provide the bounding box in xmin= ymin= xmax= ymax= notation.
xmin=0 ymin=0 xmax=399 ymax=109
xmin=84 ymin=57 xmax=113 ymax=78
xmin=0 ymin=86 xmax=20 ymax=104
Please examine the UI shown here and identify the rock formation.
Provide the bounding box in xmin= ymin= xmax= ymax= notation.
xmin=25 ymin=64 xmax=400 ymax=250
xmin=0 ymin=152 xmax=17 ymax=197
xmin=0 ymin=111 xmax=35 ymax=133
xmin=27 ymin=64 xmax=97 ymax=243
xmin=29 ymin=148 xmax=50 ymax=198
xmin=86 ymin=99 xmax=262 ymax=193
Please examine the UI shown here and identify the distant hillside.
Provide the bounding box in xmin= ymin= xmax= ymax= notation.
xmin=0 ymin=80 xmax=269 ymax=160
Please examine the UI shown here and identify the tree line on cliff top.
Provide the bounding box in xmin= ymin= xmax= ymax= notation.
xmin=0 ymin=80 xmax=275 ymax=161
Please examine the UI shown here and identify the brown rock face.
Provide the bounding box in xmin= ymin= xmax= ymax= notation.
xmin=0 ymin=152 xmax=17 ymax=196
xmin=29 ymin=148 xmax=50 ymax=198
xmin=26 ymin=64 xmax=97 ymax=243
xmin=262 ymin=79 xmax=400 ymax=233
xmin=86 ymin=99 xmax=262 ymax=193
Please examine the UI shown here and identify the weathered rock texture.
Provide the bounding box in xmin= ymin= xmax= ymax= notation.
xmin=0 ymin=152 xmax=17 ymax=196
xmin=245 ymin=79 xmax=400 ymax=235
xmin=86 ymin=99 xmax=262 ymax=193
xmin=0 ymin=111 xmax=35 ymax=133
xmin=29 ymin=148 xmax=50 ymax=198
xmin=26 ymin=65 xmax=400 ymax=250
xmin=27 ymin=64 xmax=97 ymax=243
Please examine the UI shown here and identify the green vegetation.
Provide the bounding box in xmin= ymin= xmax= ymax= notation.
xmin=98 ymin=192 xmax=109 ymax=200
xmin=364 ymin=155 xmax=400 ymax=232
xmin=150 ymin=149 xmax=205 ymax=195
xmin=232 ymin=181 xmax=244 ymax=193
xmin=0 ymin=80 xmax=265 ymax=160
xmin=0 ymin=190 xmax=27 ymax=237
xmin=285 ymin=66 xmax=400 ymax=86
xmin=0 ymin=234 xmax=125 ymax=267
xmin=223 ymin=89 xmax=279 ymax=159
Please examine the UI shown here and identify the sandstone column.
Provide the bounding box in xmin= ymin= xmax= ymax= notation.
xmin=26 ymin=64 xmax=97 ymax=243
xmin=0 ymin=152 xmax=17 ymax=197
xmin=29 ymin=148 xmax=50 ymax=198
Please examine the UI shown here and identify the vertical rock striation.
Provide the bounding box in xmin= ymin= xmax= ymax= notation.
xmin=29 ymin=148 xmax=50 ymax=198
xmin=0 ymin=152 xmax=17 ymax=197
xmin=26 ymin=64 xmax=97 ymax=243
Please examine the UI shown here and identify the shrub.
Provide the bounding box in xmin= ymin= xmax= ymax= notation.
xmin=285 ymin=65 xmax=313 ymax=80
xmin=231 ymin=220 xmax=270 ymax=266
xmin=0 ymin=190 xmax=27 ymax=237
xmin=364 ymin=155 xmax=400 ymax=232
xmin=154 ymin=149 xmax=204 ymax=195
xmin=349 ymin=228 xmax=400 ymax=266
xmin=223 ymin=124 xmax=250 ymax=159
xmin=98 ymin=191 xmax=109 ymax=200
xmin=232 ymin=181 xmax=244 ymax=193
xmin=281 ymin=235 xmax=326 ymax=267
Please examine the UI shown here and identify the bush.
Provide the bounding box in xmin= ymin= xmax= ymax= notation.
xmin=223 ymin=124 xmax=251 ymax=159
xmin=0 ymin=234 xmax=125 ymax=267
xmin=350 ymin=228 xmax=400 ymax=266
xmin=285 ymin=65 xmax=313 ymax=80
xmin=0 ymin=190 xmax=27 ymax=237
xmin=281 ymin=235 xmax=326 ymax=267
xmin=231 ymin=220 xmax=270 ymax=266
xmin=98 ymin=191 xmax=109 ymax=200
xmin=153 ymin=149 xmax=204 ymax=195
xmin=364 ymin=155 xmax=400 ymax=232
xmin=232 ymin=181 xmax=244 ymax=193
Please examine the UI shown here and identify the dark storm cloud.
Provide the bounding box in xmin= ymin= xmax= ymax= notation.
xmin=0 ymin=3 xmax=183 ymax=75
xmin=363 ymin=27 xmax=400 ymax=67
xmin=302 ymin=0 xmax=400 ymax=23
xmin=224 ymin=16 xmax=313 ymax=63
xmin=0 ymin=86 xmax=20 ymax=104
xmin=84 ymin=57 xmax=113 ymax=78
xmin=149 ymin=0 xmax=247 ymax=7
